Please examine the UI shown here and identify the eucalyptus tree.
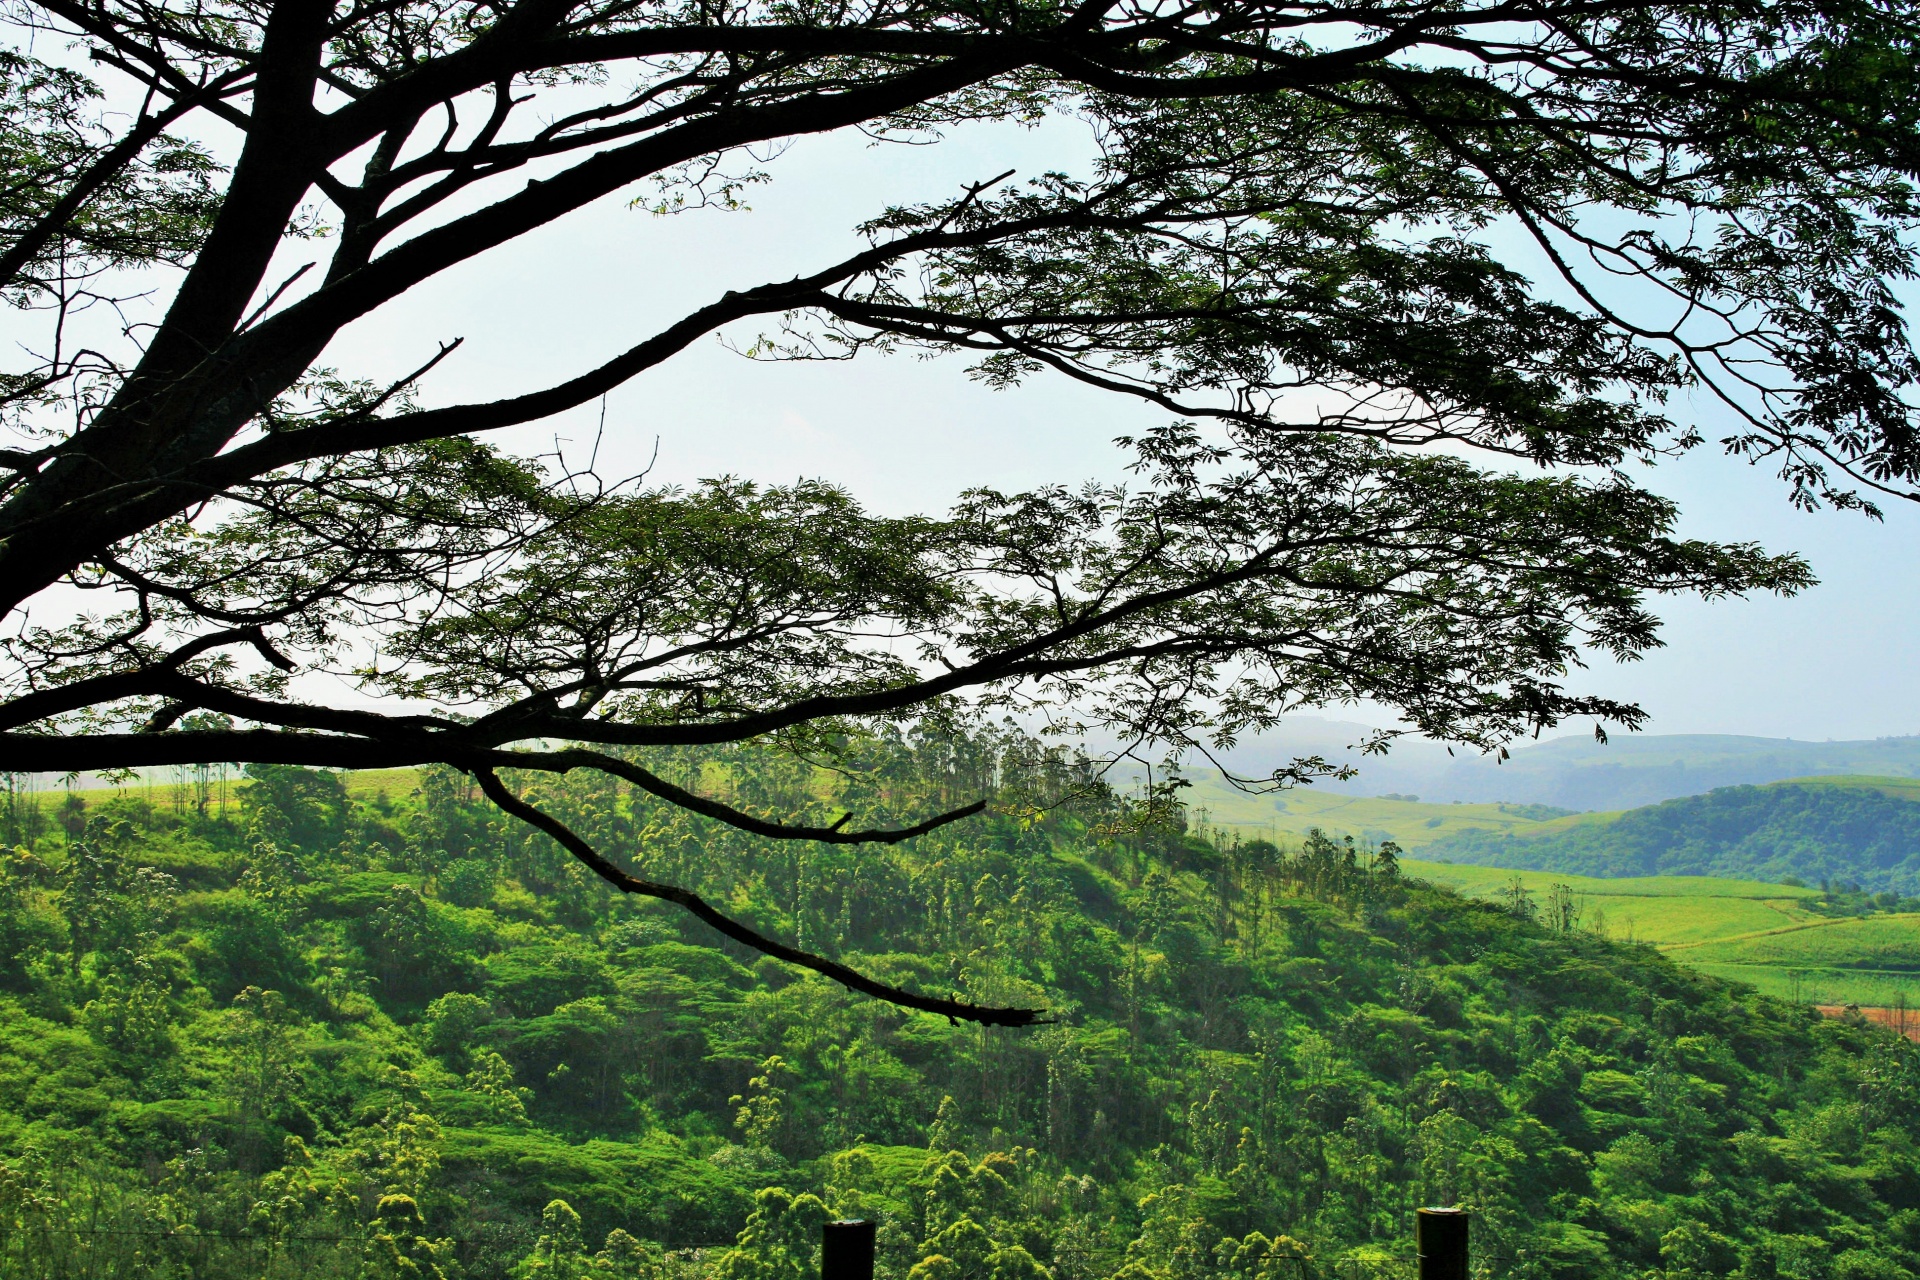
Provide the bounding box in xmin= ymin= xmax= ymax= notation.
xmin=1 ymin=0 xmax=1913 ymax=1020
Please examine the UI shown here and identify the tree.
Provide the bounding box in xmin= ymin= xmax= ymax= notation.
xmin=1544 ymin=882 xmax=1581 ymax=934
xmin=0 ymin=0 xmax=1913 ymax=1022
xmin=516 ymin=1199 xmax=592 ymax=1280
xmin=1503 ymin=875 xmax=1538 ymax=923
xmin=711 ymin=1188 xmax=829 ymax=1280
xmin=361 ymin=1193 xmax=456 ymax=1280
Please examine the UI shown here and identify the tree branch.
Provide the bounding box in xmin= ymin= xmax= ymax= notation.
xmin=543 ymin=746 xmax=987 ymax=844
xmin=472 ymin=767 xmax=1043 ymax=1027
xmin=0 ymin=72 xmax=243 ymax=295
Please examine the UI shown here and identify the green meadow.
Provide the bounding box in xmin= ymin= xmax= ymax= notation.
xmin=1673 ymin=914 xmax=1920 ymax=1007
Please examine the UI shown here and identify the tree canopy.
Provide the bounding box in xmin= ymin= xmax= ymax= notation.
xmin=2 ymin=0 xmax=1916 ymax=1016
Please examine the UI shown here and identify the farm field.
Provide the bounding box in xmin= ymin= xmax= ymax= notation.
xmin=1675 ymin=914 xmax=1920 ymax=1006
xmin=1690 ymin=962 xmax=1920 ymax=1008
xmin=1677 ymin=912 xmax=1920 ymax=969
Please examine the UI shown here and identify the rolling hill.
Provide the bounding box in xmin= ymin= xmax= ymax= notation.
xmin=1185 ymin=771 xmax=1920 ymax=1006
xmin=1410 ymin=775 xmax=1920 ymax=893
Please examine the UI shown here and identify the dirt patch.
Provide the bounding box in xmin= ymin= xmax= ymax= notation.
xmin=1815 ymin=1004 xmax=1920 ymax=1041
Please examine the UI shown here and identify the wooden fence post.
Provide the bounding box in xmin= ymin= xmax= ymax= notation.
xmin=822 ymin=1219 xmax=876 ymax=1280
xmin=1416 ymin=1208 xmax=1469 ymax=1280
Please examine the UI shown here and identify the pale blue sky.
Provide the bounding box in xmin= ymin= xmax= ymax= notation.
xmin=316 ymin=121 xmax=1920 ymax=744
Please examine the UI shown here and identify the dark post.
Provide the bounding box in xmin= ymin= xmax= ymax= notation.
xmin=822 ymin=1219 xmax=876 ymax=1280
xmin=1416 ymin=1208 xmax=1469 ymax=1280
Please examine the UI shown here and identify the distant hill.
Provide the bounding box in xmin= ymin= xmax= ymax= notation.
xmin=1178 ymin=768 xmax=1581 ymax=848
xmin=1214 ymin=719 xmax=1920 ymax=811
xmin=1416 ymin=776 xmax=1920 ymax=894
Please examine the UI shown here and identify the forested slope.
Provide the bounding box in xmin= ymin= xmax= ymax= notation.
xmin=1420 ymin=780 xmax=1920 ymax=894
xmin=0 ymin=741 xmax=1915 ymax=1280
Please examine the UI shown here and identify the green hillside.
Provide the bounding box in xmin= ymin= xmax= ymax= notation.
xmin=0 ymin=743 xmax=1916 ymax=1280
xmin=1411 ymin=775 xmax=1920 ymax=893
xmin=1788 ymin=774 xmax=1920 ymax=803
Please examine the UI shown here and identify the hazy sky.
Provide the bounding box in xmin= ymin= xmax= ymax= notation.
xmin=312 ymin=120 xmax=1920 ymax=745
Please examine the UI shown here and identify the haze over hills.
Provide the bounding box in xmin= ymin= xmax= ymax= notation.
xmin=1215 ymin=719 xmax=1920 ymax=811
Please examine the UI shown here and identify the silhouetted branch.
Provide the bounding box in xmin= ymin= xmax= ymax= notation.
xmin=472 ymin=767 xmax=1044 ymax=1028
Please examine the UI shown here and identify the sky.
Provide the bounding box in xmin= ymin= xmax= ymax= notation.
xmin=308 ymin=119 xmax=1920 ymax=745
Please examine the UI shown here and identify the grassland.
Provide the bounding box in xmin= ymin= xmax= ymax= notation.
xmin=1672 ymin=914 xmax=1920 ymax=1006
xmin=1683 ymin=962 xmax=1920 ymax=1007
xmin=344 ymin=766 xmax=424 ymax=798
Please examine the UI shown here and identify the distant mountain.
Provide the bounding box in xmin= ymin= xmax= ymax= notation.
xmin=1217 ymin=720 xmax=1920 ymax=811
xmin=1416 ymin=776 xmax=1920 ymax=894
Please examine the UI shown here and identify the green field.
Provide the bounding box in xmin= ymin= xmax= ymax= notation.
xmin=344 ymin=766 xmax=425 ymax=797
xmin=1677 ymin=912 xmax=1920 ymax=968
xmin=1403 ymin=859 xmax=1820 ymax=943
xmin=1684 ymin=962 xmax=1920 ymax=1007
xmin=1672 ymin=914 xmax=1920 ymax=1005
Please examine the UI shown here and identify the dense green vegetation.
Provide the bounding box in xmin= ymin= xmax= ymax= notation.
xmin=1418 ymin=780 xmax=1920 ymax=896
xmin=1 ymin=742 xmax=1917 ymax=1280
